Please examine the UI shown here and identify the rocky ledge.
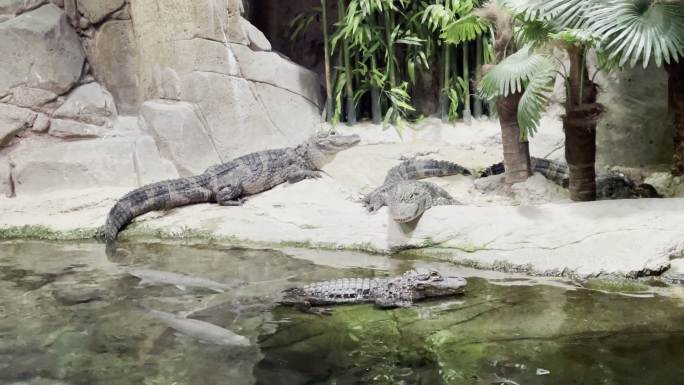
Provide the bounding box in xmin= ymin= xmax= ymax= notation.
xmin=1 ymin=152 xmax=683 ymax=280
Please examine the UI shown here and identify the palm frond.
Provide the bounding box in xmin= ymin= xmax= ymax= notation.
xmin=514 ymin=19 xmax=553 ymax=47
xmin=421 ymin=4 xmax=454 ymax=31
xmin=479 ymin=45 xmax=555 ymax=136
xmin=441 ymin=15 xmax=490 ymax=43
xmin=504 ymin=0 xmax=588 ymax=29
xmin=586 ymin=0 xmax=684 ymax=68
xmin=517 ymin=62 xmax=554 ymax=138
xmin=478 ymin=45 xmax=554 ymax=98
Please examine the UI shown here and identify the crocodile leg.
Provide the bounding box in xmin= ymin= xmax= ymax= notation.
xmin=216 ymin=184 xmax=244 ymax=206
xmin=286 ymin=167 xmax=323 ymax=183
xmin=295 ymin=301 xmax=333 ymax=316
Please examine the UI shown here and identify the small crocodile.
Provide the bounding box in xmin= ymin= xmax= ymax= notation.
xmin=480 ymin=157 xmax=661 ymax=199
xmin=363 ymin=159 xmax=472 ymax=223
xmin=280 ymin=269 xmax=467 ymax=314
xmin=99 ymin=131 xmax=360 ymax=251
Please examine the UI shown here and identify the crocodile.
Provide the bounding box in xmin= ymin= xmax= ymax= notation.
xmin=363 ymin=159 xmax=472 ymax=223
xmin=280 ymin=269 xmax=467 ymax=314
xmin=99 ymin=131 xmax=360 ymax=252
xmin=480 ymin=157 xmax=662 ymax=199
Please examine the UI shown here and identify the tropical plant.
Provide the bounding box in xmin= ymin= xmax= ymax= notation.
xmin=473 ymin=1 xmax=535 ymax=183
xmin=291 ymin=0 xmax=496 ymax=126
xmin=481 ymin=0 xmax=606 ymax=200
xmin=584 ymin=0 xmax=684 ymax=175
xmin=423 ymin=0 xmax=489 ymax=122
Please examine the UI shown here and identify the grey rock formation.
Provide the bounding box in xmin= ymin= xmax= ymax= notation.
xmin=48 ymin=119 xmax=110 ymax=139
xmin=9 ymin=135 xmax=177 ymax=195
xmin=0 ymin=5 xmax=84 ymax=97
xmin=139 ymin=100 xmax=221 ymax=176
xmin=53 ymin=82 xmax=117 ymax=125
xmin=0 ymin=0 xmax=46 ymax=19
xmin=240 ymin=17 xmax=271 ymax=51
xmin=76 ymin=0 xmax=124 ymax=24
xmin=0 ymin=104 xmax=36 ymax=146
xmin=86 ymin=19 xmax=139 ymax=114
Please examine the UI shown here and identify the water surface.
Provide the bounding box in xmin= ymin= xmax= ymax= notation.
xmin=1 ymin=240 xmax=683 ymax=385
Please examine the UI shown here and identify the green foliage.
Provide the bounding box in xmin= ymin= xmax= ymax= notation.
xmin=586 ymin=0 xmax=684 ymax=68
xmin=479 ymin=46 xmax=554 ymax=137
xmin=291 ymin=0 xmax=494 ymax=125
xmin=441 ymin=15 xmax=490 ymax=44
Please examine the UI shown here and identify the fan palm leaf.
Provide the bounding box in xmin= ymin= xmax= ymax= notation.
xmin=442 ymin=15 xmax=490 ymax=43
xmin=586 ymin=0 xmax=684 ymax=68
xmin=479 ymin=46 xmax=555 ymax=136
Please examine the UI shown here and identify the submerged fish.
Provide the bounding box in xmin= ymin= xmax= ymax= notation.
xmin=126 ymin=268 xmax=243 ymax=293
xmin=136 ymin=304 xmax=251 ymax=346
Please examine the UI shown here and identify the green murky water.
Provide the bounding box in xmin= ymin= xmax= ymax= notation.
xmin=1 ymin=240 xmax=683 ymax=385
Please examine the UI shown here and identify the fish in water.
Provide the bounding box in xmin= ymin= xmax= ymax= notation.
xmin=126 ymin=268 xmax=244 ymax=293
xmin=136 ymin=304 xmax=251 ymax=346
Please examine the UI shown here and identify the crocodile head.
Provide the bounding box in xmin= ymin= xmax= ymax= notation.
xmin=303 ymin=130 xmax=361 ymax=168
xmin=388 ymin=181 xmax=433 ymax=223
xmin=405 ymin=269 xmax=467 ymax=300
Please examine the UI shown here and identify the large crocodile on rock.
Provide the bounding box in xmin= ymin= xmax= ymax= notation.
xmin=98 ymin=131 xmax=360 ymax=252
xmin=280 ymin=269 xmax=467 ymax=314
xmin=363 ymin=159 xmax=472 ymax=223
xmin=480 ymin=157 xmax=662 ymax=199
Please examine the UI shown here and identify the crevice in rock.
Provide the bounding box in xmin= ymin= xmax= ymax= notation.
xmin=229 ymin=50 xmax=321 ymax=106
xmin=245 ymin=81 xmax=288 ymax=140
xmin=7 ymin=166 xmax=16 ymax=198
xmin=188 ymin=101 xmax=224 ymax=164
xmin=132 ymin=142 xmax=142 ymax=188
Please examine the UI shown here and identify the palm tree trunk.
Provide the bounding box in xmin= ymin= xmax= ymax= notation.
xmin=564 ymin=46 xmax=601 ymax=201
xmin=321 ymin=0 xmax=333 ymax=122
xmin=498 ymin=92 xmax=532 ymax=183
xmin=668 ymin=60 xmax=684 ymax=176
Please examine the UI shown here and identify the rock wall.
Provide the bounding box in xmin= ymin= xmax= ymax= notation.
xmin=596 ymin=64 xmax=673 ymax=168
xmin=0 ymin=0 xmax=323 ymax=197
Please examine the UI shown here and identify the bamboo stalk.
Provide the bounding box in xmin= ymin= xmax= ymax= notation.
xmin=321 ymin=0 xmax=333 ymax=122
xmin=383 ymin=8 xmax=397 ymax=123
xmin=473 ymin=35 xmax=483 ymax=118
xmin=462 ymin=42 xmax=472 ymax=124
xmin=337 ymin=0 xmax=356 ymax=124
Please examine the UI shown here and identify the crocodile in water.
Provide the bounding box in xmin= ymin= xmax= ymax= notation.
xmin=280 ymin=269 xmax=467 ymax=314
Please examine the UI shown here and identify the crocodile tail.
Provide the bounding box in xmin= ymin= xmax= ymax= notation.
xmin=531 ymin=157 xmax=569 ymax=187
xmin=101 ymin=174 xmax=214 ymax=246
xmin=479 ymin=161 xmax=505 ymax=177
xmin=384 ymin=159 xmax=472 ymax=184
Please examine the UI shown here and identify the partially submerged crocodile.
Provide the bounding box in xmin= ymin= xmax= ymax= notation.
xmin=99 ymin=131 xmax=360 ymax=251
xmin=363 ymin=159 xmax=472 ymax=223
xmin=280 ymin=269 xmax=467 ymax=314
xmin=480 ymin=157 xmax=661 ymax=199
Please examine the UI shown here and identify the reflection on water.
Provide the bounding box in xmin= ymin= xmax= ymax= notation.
xmin=1 ymin=240 xmax=683 ymax=385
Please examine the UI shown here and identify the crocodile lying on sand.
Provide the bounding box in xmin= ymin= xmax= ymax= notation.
xmin=480 ymin=157 xmax=662 ymax=199
xmin=280 ymin=269 xmax=467 ymax=314
xmin=363 ymin=159 xmax=472 ymax=223
xmin=98 ymin=131 xmax=360 ymax=252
